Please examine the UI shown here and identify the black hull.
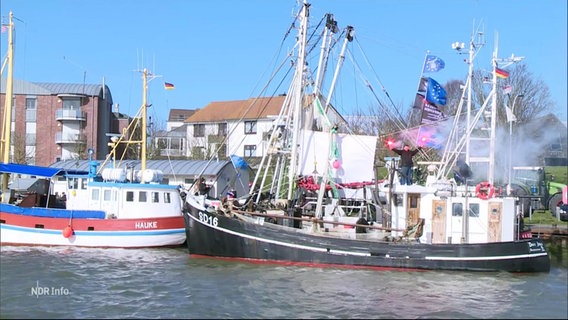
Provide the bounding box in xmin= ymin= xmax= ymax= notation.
xmin=184 ymin=205 xmax=551 ymax=273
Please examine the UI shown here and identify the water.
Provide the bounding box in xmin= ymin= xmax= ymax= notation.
xmin=1 ymin=243 xmax=567 ymax=319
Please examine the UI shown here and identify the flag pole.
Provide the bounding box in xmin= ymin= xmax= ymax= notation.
xmin=416 ymin=51 xmax=430 ymax=93
xmin=413 ymin=51 xmax=432 ymax=150
xmin=412 ymin=51 xmax=430 ymax=146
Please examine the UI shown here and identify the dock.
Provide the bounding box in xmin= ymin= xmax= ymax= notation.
xmin=528 ymin=224 xmax=568 ymax=239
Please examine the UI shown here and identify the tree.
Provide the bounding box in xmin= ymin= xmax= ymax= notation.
xmin=146 ymin=117 xmax=166 ymax=160
xmin=471 ymin=63 xmax=553 ymax=127
xmin=11 ymin=132 xmax=32 ymax=164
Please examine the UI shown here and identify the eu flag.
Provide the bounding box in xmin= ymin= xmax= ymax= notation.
xmin=426 ymin=78 xmax=447 ymax=105
xmin=423 ymin=55 xmax=445 ymax=73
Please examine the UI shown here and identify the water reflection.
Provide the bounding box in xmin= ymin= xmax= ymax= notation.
xmin=546 ymin=236 xmax=567 ymax=269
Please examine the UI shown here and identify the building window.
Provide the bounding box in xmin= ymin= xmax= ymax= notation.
xmin=244 ymin=145 xmax=256 ymax=157
xmin=25 ymin=133 xmax=36 ymax=146
xmin=218 ymin=123 xmax=227 ymax=136
xmin=26 ymin=97 xmax=37 ymax=122
xmin=244 ymin=121 xmax=257 ymax=134
xmin=217 ymin=144 xmax=227 ymax=158
xmin=194 ymin=124 xmax=205 ymax=137
xmin=62 ymin=98 xmax=81 ymax=110
xmin=550 ymin=138 xmax=563 ymax=151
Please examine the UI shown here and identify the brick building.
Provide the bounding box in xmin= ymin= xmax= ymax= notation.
xmin=0 ymin=78 xmax=122 ymax=166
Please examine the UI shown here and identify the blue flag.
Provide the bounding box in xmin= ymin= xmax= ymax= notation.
xmin=230 ymin=155 xmax=248 ymax=169
xmin=423 ymin=55 xmax=445 ymax=73
xmin=426 ymin=78 xmax=447 ymax=105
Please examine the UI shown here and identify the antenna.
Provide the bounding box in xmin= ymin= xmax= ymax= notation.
xmin=63 ymin=56 xmax=87 ymax=93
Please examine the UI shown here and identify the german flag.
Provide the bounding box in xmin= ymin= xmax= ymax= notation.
xmin=495 ymin=68 xmax=509 ymax=79
xmin=164 ymin=82 xmax=175 ymax=90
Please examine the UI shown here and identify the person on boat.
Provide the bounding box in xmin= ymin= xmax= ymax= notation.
xmin=197 ymin=177 xmax=211 ymax=196
xmin=390 ymin=144 xmax=421 ymax=185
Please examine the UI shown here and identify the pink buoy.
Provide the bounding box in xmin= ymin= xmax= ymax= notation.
xmin=62 ymin=226 xmax=74 ymax=238
xmin=332 ymin=159 xmax=341 ymax=169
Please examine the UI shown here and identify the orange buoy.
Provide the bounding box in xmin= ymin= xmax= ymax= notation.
xmin=62 ymin=225 xmax=74 ymax=238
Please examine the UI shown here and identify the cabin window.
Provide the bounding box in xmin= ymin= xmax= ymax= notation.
xmin=126 ymin=191 xmax=134 ymax=202
xmin=91 ymin=188 xmax=100 ymax=201
xmin=152 ymin=192 xmax=159 ymax=203
xmin=68 ymin=178 xmax=79 ymax=189
xmin=469 ymin=203 xmax=480 ymax=217
xmin=104 ymin=189 xmax=113 ymax=201
xmin=409 ymin=195 xmax=418 ymax=208
xmin=452 ymin=203 xmax=463 ymax=216
xmin=394 ymin=194 xmax=403 ymax=207
xmin=244 ymin=121 xmax=257 ymax=134
xmin=81 ymin=178 xmax=88 ymax=190
xmin=244 ymin=145 xmax=256 ymax=157
xmin=139 ymin=191 xmax=147 ymax=202
xmin=164 ymin=192 xmax=171 ymax=203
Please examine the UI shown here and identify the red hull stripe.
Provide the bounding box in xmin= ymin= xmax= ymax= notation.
xmin=189 ymin=254 xmax=427 ymax=272
xmin=1 ymin=224 xmax=184 ymax=236
xmin=0 ymin=212 xmax=184 ymax=231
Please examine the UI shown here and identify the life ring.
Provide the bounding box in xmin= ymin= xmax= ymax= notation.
xmin=476 ymin=182 xmax=495 ymax=200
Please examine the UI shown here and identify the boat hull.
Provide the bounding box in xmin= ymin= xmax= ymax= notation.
xmin=0 ymin=211 xmax=185 ymax=248
xmin=184 ymin=205 xmax=550 ymax=273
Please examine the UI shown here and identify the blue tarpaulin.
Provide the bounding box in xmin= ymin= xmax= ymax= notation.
xmin=0 ymin=163 xmax=61 ymax=178
xmin=230 ymin=155 xmax=248 ymax=170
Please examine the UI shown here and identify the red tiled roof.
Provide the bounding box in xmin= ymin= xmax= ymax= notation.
xmin=186 ymin=96 xmax=286 ymax=123
xmin=168 ymin=109 xmax=198 ymax=122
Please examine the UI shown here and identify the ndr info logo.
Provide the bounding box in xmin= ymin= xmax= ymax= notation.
xmin=30 ymin=281 xmax=70 ymax=298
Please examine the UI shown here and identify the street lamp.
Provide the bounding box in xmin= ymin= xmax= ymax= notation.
xmin=507 ymin=94 xmax=524 ymax=195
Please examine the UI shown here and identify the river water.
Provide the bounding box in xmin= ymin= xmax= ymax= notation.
xmin=1 ymin=239 xmax=567 ymax=319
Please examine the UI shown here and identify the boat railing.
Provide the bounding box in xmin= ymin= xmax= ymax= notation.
xmin=230 ymin=209 xmax=405 ymax=233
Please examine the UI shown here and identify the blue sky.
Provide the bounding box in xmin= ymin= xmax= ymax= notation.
xmin=1 ymin=0 xmax=566 ymax=128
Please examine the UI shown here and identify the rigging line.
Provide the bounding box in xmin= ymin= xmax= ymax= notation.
xmin=250 ymin=10 xmax=299 ymax=100
xmin=306 ymin=13 xmax=326 ymax=52
xmin=193 ymin=57 xmax=295 ymax=190
xmin=344 ymin=49 xmax=406 ymax=132
xmin=227 ymin=55 xmax=295 ymax=157
xmin=353 ymin=37 xmax=408 ymax=127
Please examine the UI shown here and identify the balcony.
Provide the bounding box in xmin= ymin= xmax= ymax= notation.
xmin=55 ymin=109 xmax=86 ymax=121
xmin=55 ymin=132 xmax=87 ymax=144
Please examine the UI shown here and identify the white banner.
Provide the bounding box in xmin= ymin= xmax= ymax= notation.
xmin=298 ymin=129 xmax=377 ymax=183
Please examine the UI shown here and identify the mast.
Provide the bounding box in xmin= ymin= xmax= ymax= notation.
xmin=286 ymin=0 xmax=309 ymax=200
xmin=141 ymin=68 xmax=148 ymax=171
xmin=1 ymin=11 xmax=15 ymax=200
xmin=314 ymin=26 xmax=353 ymax=219
xmin=488 ymin=34 xmax=499 ymax=185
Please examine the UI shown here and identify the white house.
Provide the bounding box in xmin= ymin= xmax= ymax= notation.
xmin=182 ymin=95 xmax=287 ymax=159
